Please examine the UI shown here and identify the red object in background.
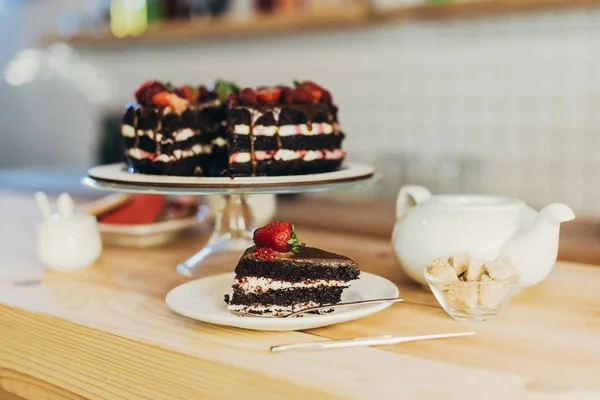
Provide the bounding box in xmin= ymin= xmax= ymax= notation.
xmin=254 ymin=0 xmax=306 ymax=13
xmin=98 ymin=195 xmax=166 ymax=225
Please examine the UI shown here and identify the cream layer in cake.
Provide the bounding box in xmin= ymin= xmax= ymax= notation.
xmin=127 ymin=144 xmax=212 ymax=161
xmin=122 ymin=125 xmax=209 ymax=143
xmin=232 ymin=123 xmax=334 ymax=137
xmin=229 ymin=149 xmax=345 ymax=164
xmin=227 ymin=302 xmax=330 ymax=317
xmin=233 ymin=276 xmax=350 ymax=295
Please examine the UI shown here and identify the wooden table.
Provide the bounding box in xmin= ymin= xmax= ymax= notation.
xmin=1 ymin=191 xmax=599 ymax=400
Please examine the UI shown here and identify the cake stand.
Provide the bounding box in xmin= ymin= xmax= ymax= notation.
xmin=83 ymin=162 xmax=377 ymax=277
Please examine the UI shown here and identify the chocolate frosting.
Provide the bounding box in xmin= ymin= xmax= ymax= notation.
xmin=236 ymin=246 xmax=360 ymax=282
xmin=242 ymin=246 xmax=358 ymax=267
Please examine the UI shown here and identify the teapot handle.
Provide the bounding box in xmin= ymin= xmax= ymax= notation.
xmin=396 ymin=185 xmax=432 ymax=219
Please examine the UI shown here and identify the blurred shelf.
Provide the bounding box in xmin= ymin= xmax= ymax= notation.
xmin=43 ymin=0 xmax=600 ymax=46
xmin=42 ymin=5 xmax=376 ymax=46
xmin=385 ymin=0 xmax=600 ymax=19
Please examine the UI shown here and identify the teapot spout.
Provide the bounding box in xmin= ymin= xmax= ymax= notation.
xmin=539 ymin=203 xmax=575 ymax=225
xmin=499 ymin=203 xmax=574 ymax=287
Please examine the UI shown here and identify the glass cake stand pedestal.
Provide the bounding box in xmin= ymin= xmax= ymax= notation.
xmin=82 ymin=162 xmax=377 ymax=277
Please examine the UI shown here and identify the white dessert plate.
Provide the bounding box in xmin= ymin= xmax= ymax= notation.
xmin=84 ymin=162 xmax=376 ymax=195
xmin=165 ymin=272 xmax=399 ymax=331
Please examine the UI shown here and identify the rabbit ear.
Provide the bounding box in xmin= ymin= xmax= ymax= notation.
xmin=35 ymin=191 xmax=52 ymax=220
xmin=57 ymin=193 xmax=74 ymax=219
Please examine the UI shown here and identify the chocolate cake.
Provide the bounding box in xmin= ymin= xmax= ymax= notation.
xmin=121 ymin=80 xmax=346 ymax=177
xmin=122 ymin=80 xmax=237 ymax=176
xmin=227 ymin=82 xmax=346 ymax=177
xmin=226 ymin=221 xmax=360 ymax=317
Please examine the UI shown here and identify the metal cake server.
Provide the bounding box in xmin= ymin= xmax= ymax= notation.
xmin=270 ymin=331 xmax=476 ymax=353
xmin=228 ymin=297 xmax=404 ymax=319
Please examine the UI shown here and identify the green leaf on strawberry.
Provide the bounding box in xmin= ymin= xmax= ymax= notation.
xmin=286 ymin=225 xmax=306 ymax=254
xmin=214 ymin=79 xmax=241 ymax=102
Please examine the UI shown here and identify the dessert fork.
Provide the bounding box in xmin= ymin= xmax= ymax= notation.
xmin=228 ymin=297 xmax=403 ymax=318
xmin=271 ymin=331 xmax=476 ymax=352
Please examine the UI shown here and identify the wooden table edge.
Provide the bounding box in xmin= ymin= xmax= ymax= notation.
xmin=0 ymin=302 xmax=343 ymax=400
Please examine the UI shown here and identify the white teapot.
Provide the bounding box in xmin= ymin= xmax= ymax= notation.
xmin=391 ymin=186 xmax=575 ymax=287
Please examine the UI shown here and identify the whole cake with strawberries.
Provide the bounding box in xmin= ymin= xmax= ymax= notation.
xmin=225 ymin=221 xmax=361 ymax=316
xmin=121 ymin=79 xmax=346 ymax=177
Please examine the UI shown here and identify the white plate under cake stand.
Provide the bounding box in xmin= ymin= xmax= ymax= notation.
xmin=83 ymin=162 xmax=377 ymax=277
xmin=165 ymin=272 xmax=399 ymax=331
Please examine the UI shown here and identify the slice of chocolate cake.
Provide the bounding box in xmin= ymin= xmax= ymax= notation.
xmin=227 ymin=81 xmax=346 ymax=177
xmin=226 ymin=222 xmax=360 ymax=316
xmin=122 ymin=80 xmax=238 ymax=177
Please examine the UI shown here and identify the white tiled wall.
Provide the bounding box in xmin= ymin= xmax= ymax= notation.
xmin=1 ymin=2 xmax=600 ymax=214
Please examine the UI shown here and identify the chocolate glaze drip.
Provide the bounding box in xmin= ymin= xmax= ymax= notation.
xmin=248 ymin=109 xmax=260 ymax=176
xmin=236 ymin=102 xmax=330 ymax=116
xmin=156 ymin=111 xmax=163 ymax=158
xmin=133 ymin=109 xmax=140 ymax=149
xmin=249 ymin=126 xmax=257 ymax=176
xmin=229 ymin=103 xmax=336 ymax=125
xmin=275 ymin=128 xmax=282 ymax=149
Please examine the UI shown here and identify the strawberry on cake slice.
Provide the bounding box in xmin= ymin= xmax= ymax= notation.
xmin=226 ymin=221 xmax=361 ymax=317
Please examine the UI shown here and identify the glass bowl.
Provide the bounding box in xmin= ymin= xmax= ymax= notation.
xmin=424 ymin=271 xmax=521 ymax=322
